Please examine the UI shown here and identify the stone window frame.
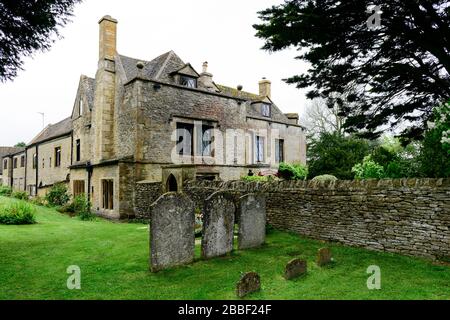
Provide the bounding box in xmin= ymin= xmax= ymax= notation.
xmin=13 ymin=157 xmax=18 ymax=169
xmin=178 ymin=75 xmax=198 ymax=88
xmin=80 ymin=99 xmax=84 ymax=116
xmin=255 ymin=135 xmax=266 ymax=163
xmin=172 ymin=117 xmax=218 ymax=164
xmin=176 ymin=122 xmax=194 ymax=157
xmin=101 ymin=179 xmax=114 ymax=210
xmin=54 ymin=146 xmax=61 ymax=168
xmin=73 ymin=180 xmax=85 ymax=197
xmin=32 ymin=154 xmax=37 ymax=169
xmin=261 ymin=103 xmax=272 ymax=118
xmin=3 ymin=159 xmax=7 ymax=170
xmin=275 ymin=139 xmax=285 ymax=163
xmin=20 ymin=155 xmax=25 ymax=168
xmin=76 ymin=139 xmax=81 ymax=162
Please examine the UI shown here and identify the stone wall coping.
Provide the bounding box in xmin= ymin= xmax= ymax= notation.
xmin=136 ymin=180 xmax=161 ymax=184
xmin=185 ymin=178 xmax=450 ymax=191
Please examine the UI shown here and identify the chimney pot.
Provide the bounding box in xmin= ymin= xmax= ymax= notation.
xmin=202 ymin=61 xmax=209 ymax=73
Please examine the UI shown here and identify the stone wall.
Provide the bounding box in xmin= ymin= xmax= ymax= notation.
xmin=184 ymin=179 xmax=450 ymax=261
xmin=135 ymin=181 xmax=163 ymax=219
xmin=37 ymin=136 xmax=72 ymax=188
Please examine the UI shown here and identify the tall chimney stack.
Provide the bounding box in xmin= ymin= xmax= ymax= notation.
xmin=94 ymin=15 xmax=118 ymax=164
xmin=198 ymin=61 xmax=216 ymax=91
xmin=98 ymin=15 xmax=118 ymax=61
xmin=259 ymin=78 xmax=271 ymax=98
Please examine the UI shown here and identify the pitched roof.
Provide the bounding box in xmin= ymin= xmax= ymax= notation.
xmin=29 ymin=117 xmax=73 ymax=145
xmin=117 ymin=50 xmax=184 ymax=82
xmin=216 ymin=84 xmax=263 ymax=102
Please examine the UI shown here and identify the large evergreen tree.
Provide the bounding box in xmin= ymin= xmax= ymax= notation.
xmin=0 ymin=0 xmax=81 ymax=82
xmin=254 ymin=1 xmax=450 ymax=140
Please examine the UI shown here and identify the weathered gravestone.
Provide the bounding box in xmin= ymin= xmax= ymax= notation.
xmin=284 ymin=259 xmax=307 ymax=280
xmin=238 ymin=194 xmax=266 ymax=250
xmin=201 ymin=191 xmax=236 ymax=259
xmin=317 ymin=247 xmax=333 ymax=267
xmin=236 ymin=272 xmax=261 ymax=298
xmin=150 ymin=193 xmax=195 ymax=272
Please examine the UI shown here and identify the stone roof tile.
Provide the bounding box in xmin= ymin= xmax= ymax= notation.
xmin=29 ymin=117 xmax=73 ymax=145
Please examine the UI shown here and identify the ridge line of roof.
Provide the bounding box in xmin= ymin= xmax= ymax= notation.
xmin=154 ymin=50 xmax=174 ymax=80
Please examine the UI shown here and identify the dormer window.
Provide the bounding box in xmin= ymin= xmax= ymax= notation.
xmin=179 ymin=76 xmax=197 ymax=88
xmin=261 ymin=103 xmax=271 ymax=117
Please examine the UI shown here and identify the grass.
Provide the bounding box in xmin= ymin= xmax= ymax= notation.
xmin=0 ymin=196 xmax=449 ymax=300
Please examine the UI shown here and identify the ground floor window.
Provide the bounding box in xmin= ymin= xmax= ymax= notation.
xmin=102 ymin=179 xmax=114 ymax=210
xmin=73 ymin=180 xmax=85 ymax=197
xmin=255 ymin=136 xmax=265 ymax=163
xmin=275 ymin=139 xmax=285 ymax=163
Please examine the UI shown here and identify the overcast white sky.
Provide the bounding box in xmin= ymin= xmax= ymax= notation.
xmin=0 ymin=0 xmax=309 ymax=146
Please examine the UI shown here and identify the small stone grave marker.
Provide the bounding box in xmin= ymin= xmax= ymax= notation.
xmin=284 ymin=259 xmax=307 ymax=280
xmin=317 ymin=247 xmax=332 ymax=266
xmin=236 ymin=272 xmax=261 ymax=298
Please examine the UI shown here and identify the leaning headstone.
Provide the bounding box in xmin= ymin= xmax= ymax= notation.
xmin=284 ymin=259 xmax=307 ymax=280
xmin=201 ymin=191 xmax=236 ymax=259
xmin=236 ymin=272 xmax=261 ymax=298
xmin=150 ymin=193 xmax=195 ymax=272
xmin=317 ymin=247 xmax=332 ymax=267
xmin=238 ymin=194 xmax=266 ymax=250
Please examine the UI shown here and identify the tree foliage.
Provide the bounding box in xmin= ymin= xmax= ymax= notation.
xmin=254 ymin=1 xmax=450 ymax=140
xmin=0 ymin=0 xmax=81 ymax=81
xmin=308 ymin=133 xmax=370 ymax=180
xmin=434 ymin=101 xmax=450 ymax=154
xmin=418 ymin=126 xmax=450 ymax=177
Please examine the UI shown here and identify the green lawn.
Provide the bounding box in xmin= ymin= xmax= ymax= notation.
xmin=0 ymin=196 xmax=449 ymax=300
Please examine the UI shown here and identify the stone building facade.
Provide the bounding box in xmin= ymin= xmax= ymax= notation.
xmin=1 ymin=147 xmax=25 ymax=189
xmin=2 ymin=15 xmax=307 ymax=219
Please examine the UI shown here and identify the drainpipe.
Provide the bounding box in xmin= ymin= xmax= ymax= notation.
xmin=24 ymin=149 xmax=27 ymax=192
xmin=70 ymin=132 xmax=74 ymax=166
xmin=87 ymin=161 xmax=93 ymax=202
xmin=9 ymin=156 xmax=13 ymax=188
xmin=36 ymin=145 xmax=39 ymax=197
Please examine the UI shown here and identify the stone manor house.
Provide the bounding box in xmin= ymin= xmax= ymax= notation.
xmin=1 ymin=16 xmax=306 ymax=219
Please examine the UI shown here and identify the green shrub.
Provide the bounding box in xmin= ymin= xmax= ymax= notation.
xmin=29 ymin=196 xmax=46 ymax=207
xmin=278 ymin=162 xmax=308 ymax=180
xmin=312 ymin=174 xmax=338 ymax=182
xmin=45 ymin=183 xmax=70 ymax=207
xmin=73 ymin=194 xmax=95 ymax=221
xmin=241 ymin=175 xmax=268 ymax=182
xmin=12 ymin=191 xmax=29 ymax=201
xmin=352 ymin=156 xmax=385 ymax=179
xmin=0 ymin=186 xmax=12 ymax=197
xmin=0 ymin=202 xmax=36 ymax=225
xmin=57 ymin=202 xmax=75 ymax=215
xmin=78 ymin=209 xmax=96 ymax=221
